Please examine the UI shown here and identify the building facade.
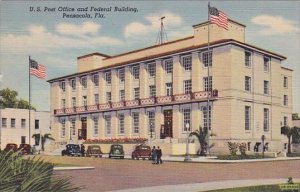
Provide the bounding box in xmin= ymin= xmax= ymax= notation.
xmin=0 ymin=108 xmax=50 ymax=149
xmin=48 ymin=20 xmax=293 ymax=154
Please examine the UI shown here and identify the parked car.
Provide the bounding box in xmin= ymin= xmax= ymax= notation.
xmin=18 ymin=144 xmax=32 ymax=155
xmin=86 ymin=145 xmax=103 ymax=158
xmin=61 ymin=144 xmax=81 ymax=156
xmin=109 ymin=144 xmax=124 ymax=159
xmin=131 ymin=144 xmax=151 ymax=160
xmin=4 ymin=143 xmax=18 ymax=152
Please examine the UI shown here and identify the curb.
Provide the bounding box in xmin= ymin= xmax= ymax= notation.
xmin=53 ymin=166 xmax=95 ymax=171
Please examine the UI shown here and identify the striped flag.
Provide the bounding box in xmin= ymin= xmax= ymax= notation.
xmin=30 ymin=58 xmax=46 ymax=79
xmin=209 ymin=5 xmax=228 ymax=30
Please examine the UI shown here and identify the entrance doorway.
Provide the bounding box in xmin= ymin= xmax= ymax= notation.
xmin=78 ymin=117 xmax=87 ymax=140
xmin=160 ymin=110 xmax=173 ymax=139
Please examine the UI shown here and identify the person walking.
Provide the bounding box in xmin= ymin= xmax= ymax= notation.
xmin=81 ymin=144 xmax=85 ymax=157
xmin=156 ymin=146 xmax=162 ymax=164
xmin=151 ymin=146 xmax=157 ymax=164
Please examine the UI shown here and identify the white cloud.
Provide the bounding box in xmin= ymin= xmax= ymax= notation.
xmin=56 ymin=21 xmax=101 ymax=36
xmin=124 ymin=11 xmax=183 ymax=39
xmin=251 ymin=15 xmax=300 ymax=35
xmin=0 ymin=75 xmax=3 ymax=82
xmin=0 ymin=23 xmax=123 ymax=54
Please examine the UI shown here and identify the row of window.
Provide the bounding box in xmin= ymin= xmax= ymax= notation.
xmin=1 ymin=118 xmax=39 ymax=129
xmin=245 ymin=51 xmax=271 ymax=72
xmin=61 ymin=77 xmax=213 ymax=107
xmin=59 ymin=52 xmax=213 ymax=92
xmin=59 ymin=107 xmax=212 ymax=138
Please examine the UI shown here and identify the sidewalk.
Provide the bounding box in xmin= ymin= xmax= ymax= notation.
xmin=110 ymin=178 xmax=300 ymax=192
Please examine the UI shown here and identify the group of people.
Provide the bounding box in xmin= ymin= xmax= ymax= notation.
xmin=151 ymin=146 xmax=163 ymax=164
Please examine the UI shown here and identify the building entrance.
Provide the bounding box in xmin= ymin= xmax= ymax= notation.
xmin=160 ymin=110 xmax=173 ymax=139
xmin=78 ymin=117 xmax=87 ymax=140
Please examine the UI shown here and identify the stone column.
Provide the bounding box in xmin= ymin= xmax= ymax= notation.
xmin=155 ymin=60 xmax=164 ymax=97
xmin=173 ymin=55 xmax=183 ymax=95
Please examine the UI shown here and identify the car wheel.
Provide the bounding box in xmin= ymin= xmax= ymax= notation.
xmin=142 ymin=158 xmax=145 ymax=160
xmin=121 ymin=156 xmax=124 ymax=159
xmin=109 ymin=155 xmax=111 ymax=158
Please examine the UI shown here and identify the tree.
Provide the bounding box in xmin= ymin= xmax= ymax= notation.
xmin=0 ymin=88 xmax=35 ymax=110
xmin=0 ymin=151 xmax=80 ymax=191
xmin=0 ymin=88 xmax=18 ymax=108
xmin=189 ymin=126 xmax=215 ymax=156
xmin=32 ymin=133 xmax=55 ymax=151
xmin=281 ymin=126 xmax=300 ymax=154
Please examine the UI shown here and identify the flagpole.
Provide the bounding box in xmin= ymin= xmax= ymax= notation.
xmin=207 ymin=2 xmax=211 ymax=155
xmin=29 ymin=56 xmax=31 ymax=145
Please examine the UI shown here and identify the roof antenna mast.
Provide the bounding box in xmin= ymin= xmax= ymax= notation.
xmin=156 ymin=16 xmax=168 ymax=45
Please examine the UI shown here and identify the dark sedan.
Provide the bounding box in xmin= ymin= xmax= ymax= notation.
xmin=61 ymin=144 xmax=81 ymax=156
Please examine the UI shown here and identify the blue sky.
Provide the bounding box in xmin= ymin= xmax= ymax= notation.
xmin=0 ymin=1 xmax=299 ymax=113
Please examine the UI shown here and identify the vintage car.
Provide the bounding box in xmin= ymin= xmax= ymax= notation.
xmin=86 ymin=145 xmax=102 ymax=158
xmin=108 ymin=144 xmax=124 ymax=159
xmin=4 ymin=143 xmax=18 ymax=152
xmin=18 ymin=144 xmax=32 ymax=155
xmin=61 ymin=144 xmax=81 ymax=156
xmin=131 ymin=144 xmax=151 ymax=160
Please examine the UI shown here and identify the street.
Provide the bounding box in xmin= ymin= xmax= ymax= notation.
xmin=39 ymin=156 xmax=300 ymax=192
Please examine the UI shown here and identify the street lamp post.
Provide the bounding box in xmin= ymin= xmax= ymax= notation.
xmin=261 ymin=135 xmax=266 ymax=158
xmin=184 ymin=123 xmax=191 ymax=161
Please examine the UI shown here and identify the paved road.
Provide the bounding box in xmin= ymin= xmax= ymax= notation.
xmin=41 ymin=156 xmax=300 ymax=192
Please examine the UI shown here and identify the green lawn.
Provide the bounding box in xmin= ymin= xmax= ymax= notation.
xmin=207 ymin=184 xmax=299 ymax=192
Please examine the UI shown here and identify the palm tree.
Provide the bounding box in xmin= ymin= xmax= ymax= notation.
xmin=32 ymin=133 xmax=55 ymax=151
xmin=281 ymin=126 xmax=300 ymax=154
xmin=189 ymin=126 xmax=215 ymax=156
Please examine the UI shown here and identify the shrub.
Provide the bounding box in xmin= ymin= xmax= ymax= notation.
xmin=227 ymin=142 xmax=239 ymax=156
xmin=239 ymin=143 xmax=247 ymax=156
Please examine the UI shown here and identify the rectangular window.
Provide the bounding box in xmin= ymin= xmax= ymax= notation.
xmin=245 ymin=51 xmax=252 ymax=67
xmin=283 ymin=116 xmax=288 ymax=126
xmin=71 ymin=79 xmax=76 ymax=90
xmin=81 ymin=76 xmax=87 ymax=88
xmin=183 ymin=109 xmax=191 ymax=132
xmin=263 ymin=108 xmax=269 ymax=131
xmin=106 ymin=92 xmax=111 ymax=102
xmin=61 ymin=99 xmax=66 ymax=108
xmin=284 ymin=76 xmax=288 ymax=88
xmin=119 ymin=68 xmax=125 ymax=83
xmin=203 ymin=76 xmax=212 ymax=91
xmin=120 ymin=90 xmax=125 ymax=101
xmin=118 ymin=114 xmax=125 ymax=135
xmin=245 ymin=76 xmax=251 ymax=92
xmin=83 ymin=96 xmax=87 ymax=106
xmin=166 ymin=83 xmax=173 ymax=96
xmin=93 ymin=116 xmax=99 ymax=136
xmin=72 ymin=97 xmax=76 ymax=107
xmin=149 ymin=85 xmax=156 ymax=97
xmin=184 ymin=80 xmax=192 ymax=94
xmin=132 ymin=65 xmax=140 ymax=79
xmin=264 ymin=80 xmax=269 ymax=95
xmin=60 ymin=81 xmax=66 ymax=92
xmin=94 ymin=94 xmax=99 ymax=104
xmin=105 ymin=115 xmax=111 ymax=136
xmin=182 ymin=55 xmax=192 ymax=71
xmin=35 ymin=119 xmax=39 ymax=129
xmin=21 ymin=136 xmax=26 ymax=144
xmin=264 ymin=57 xmax=270 ymax=72
xmin=21 ymin=119 xmax=26 ymax=128
xmin=203 ymin=106 xmax=211 ymax=130
xmin=202 ymin=51 xmax=212 ymax=67
xmin=148 ymin=63 xmax=156 ymax=77
xmin=105 ymin=71 xmax=111 ymax=85
xmin=134 ymin=88 xmax=140 ymax=100
xmin=71 ymin=118 xmax=76 ymax=136
xmin=61 ymin=118 xmax=66 ymax=137
xmin=11 ymin=118 xmax=16 ymax=128
xmin=93 ymin=74 xmax=99 ymax=86
xmin=148 ymin=111 xmax=155 ymax=133
xmin=164 ymin=59 xmax=173 ymax=74
xmin=245 ymin=106 xmax=251 ymax=130
xmin=132 ymin=112 xmax=139 ymax=134
xmin=283 ymin=95 xmax=288 ymax=106
xmin=2 ymin=118 xmax=7 ymax=128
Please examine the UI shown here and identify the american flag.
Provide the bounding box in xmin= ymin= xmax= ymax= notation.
xmin=209 ymin=5 xmax=228 ymax=30
xmin=30 ymin=58 xmax=46 ymax=79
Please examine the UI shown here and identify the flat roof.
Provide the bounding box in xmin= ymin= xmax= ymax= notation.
xmin=77 ymin=52 xmax=111 ymax=60
xmin=48 ymin=38 xmax=287 ymax=83
xmin=192 ymin=19 xmax=246 ymax=28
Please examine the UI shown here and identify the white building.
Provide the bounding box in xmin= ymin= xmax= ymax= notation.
xmin=0 ymin=108 xmax=50 ymax=150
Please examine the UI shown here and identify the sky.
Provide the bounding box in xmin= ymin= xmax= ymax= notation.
xmin=0 ymin=0 xmax=299 ymax=113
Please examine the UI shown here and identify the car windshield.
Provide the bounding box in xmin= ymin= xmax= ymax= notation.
xmin=91 ymin=146 xmax=99 ymax=150
xmin=113 ymin=145 xmax=122 ymax=149
xmin=140 ymin=146 xmax=150 ymax=150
